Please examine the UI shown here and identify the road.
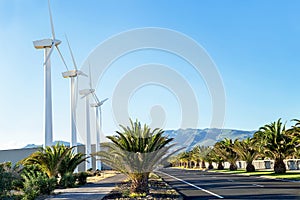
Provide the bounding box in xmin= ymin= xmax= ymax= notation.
xmin=158 ymin=168 xmax=300 ymax=199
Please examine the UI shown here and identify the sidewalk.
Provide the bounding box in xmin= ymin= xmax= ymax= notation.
xmin=44 ymin=174 xmax=125 ymax=200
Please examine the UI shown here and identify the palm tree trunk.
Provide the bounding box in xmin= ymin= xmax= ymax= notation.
xmin=201 ymin=160 xmax=206 ymax=169
xmin=217 ymin=161 xmax=224 ymax=170
xmin=246 ymin=163 xmax=255 ymax=172
xmin=229 ymin=162 xmax=237 ymax=171
xmin=274 ymin=158 xmax=286 ymax=174
xmin=208 ymin=161 xmax=213 ymax=169
xmin=130 ymin=172 xmax=149 ymax=194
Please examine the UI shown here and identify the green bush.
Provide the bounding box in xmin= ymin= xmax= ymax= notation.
xmin=0 ymin=162 xmax=15 ymax=198
xmin=21 ymin=166 xmax=57 ymax=200
xmin=59 ymin=172 xmax=76 ymax=188
xmin=75 ymin=172 xmax=88 ymax=185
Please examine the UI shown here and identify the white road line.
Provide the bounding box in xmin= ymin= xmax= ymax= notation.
xmin=252 ymin=184 xmax=264 ymax=187
xmin=159 ymin=171 xmax=224 ymax=199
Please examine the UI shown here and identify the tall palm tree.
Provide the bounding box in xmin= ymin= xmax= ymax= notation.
xmin=95 ymin=119 xmax=177 ymax=194
xmin=233 ymin=138 xmax=259 ymax=172
xmin=253 ymin=119 xmax=295 ymax=174
xmin=207 ymin=148 xmax=224 ymax=170
xmin=213 ymin=138 xmax=239 ymax=171
xmin=191 ymin=145 xmax=211 ymax=169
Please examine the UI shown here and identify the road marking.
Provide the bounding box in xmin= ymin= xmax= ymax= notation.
xmin=253 ymin=184 xmax=264 ymax=187
xmin=159 ymin=171 xmax=224 ymax=199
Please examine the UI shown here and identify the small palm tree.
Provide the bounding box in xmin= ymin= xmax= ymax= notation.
xmin=95 ymin=119 xmax=177 ymax=194
xmin=21 ymin=143 xmax=86 ymax=178
xmin=253 ymin=119 xmax=295 ymax=174
xmin=233 ymin=138 xmax=258 ymax=172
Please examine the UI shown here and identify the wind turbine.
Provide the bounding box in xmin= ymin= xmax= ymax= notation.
xmin=91 ymin=97 xmax=108 ymax=171
xmin=33 ymin=0 xmax=68 ymax=147
xmin=62 ymin=36 xmax=87 ymax=155
xmin=79 ymin=66 xmax=94 ymax=170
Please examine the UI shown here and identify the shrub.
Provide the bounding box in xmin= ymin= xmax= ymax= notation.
xmin=75 ymin=172 xmax=88 ymax=185
xmin=59 ymin=172 xmax=76 ymax=188
xmin=0 ymin=165 xmax=13 ymax=197
xmin=21 ymin=166 xmax=56 ymax=200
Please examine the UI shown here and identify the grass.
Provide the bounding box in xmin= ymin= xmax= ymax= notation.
xmin=174 ymin=166 xmax=300 ymax=180
xmin=210 ymin=169 xmax=300 ymax=180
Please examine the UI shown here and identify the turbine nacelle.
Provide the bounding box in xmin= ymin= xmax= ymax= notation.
xmin=33 ymin=39 xmax=61 ymax=49
xmin=62 ymin=70 xmax=88 ymax=78
xmin=79 ymin=89 xmax=95 ymax=96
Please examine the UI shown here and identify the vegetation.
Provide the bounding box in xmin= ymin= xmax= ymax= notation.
xmin=0 ymin=143 xmax=88 ymax=199
xmin=96 ymin=119 xmax=178 ymax=194
xmin=170 ymin=118 xmax=300 ymax=174
xmin=21 ymin=165 xmax=57 ymax=200
xmin=253 ymin=119 xmax=295 ymax=174
xmin=21 ymin=143 xmax=87 ymax=178
xmin=232 ymin=138 xmax=259 ymax=172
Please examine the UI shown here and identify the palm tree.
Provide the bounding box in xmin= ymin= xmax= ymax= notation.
xmin=21 ymin=143 xmax=86 ymax=178
xmin=177 ymin=151 xmax=189 ymax=168
xmin=213 ymin=138 xmax=239 ymax=171
xmin=233 ymin=138 xmax=259 ymax=172
xmin=191 ymin=145 xmax=211 ymax=169
xmin=58 ymin=147 xmax=87 ymax=177
xmin=95 ymin=119 xmax=177 ymax=194
xmin=253 ymin=119 xmax=295 ymax=174
xmin=208 ymin=148 xmax=224 ymax=170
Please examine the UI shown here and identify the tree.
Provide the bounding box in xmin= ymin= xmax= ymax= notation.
xmin=191 ymin=145 xmax=211 ymax=169
xmin=96 ymin=119 xmax=177 ymax=194
xmin=213 ymin=138 xmax=239 ymax=170
xmin=253 ymin=119 xmax=295 ymax=174
xmin=233 ymin=138 xmax=259 ymax=172
xmin=207 ymin=148 xmax=224 ymax=170
xmin=21 ymin=143 xmax=86 ymax=178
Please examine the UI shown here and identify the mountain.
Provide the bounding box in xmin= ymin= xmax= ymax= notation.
xmin=164 ymin=128 xmax=255 ymax=151
xmin=22 ymin=129 xmax=255 ymax=151
xmin=22 ymin=140 xmax=81 ymax=149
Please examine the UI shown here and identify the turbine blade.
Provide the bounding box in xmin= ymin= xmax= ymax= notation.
xmin=100 ymin=98 xmax=109 ymax=105
xmin=88 ymin=64 xmax=93 ymax=89
xmin=92 ymin=92 xmax=100 ymax=104
xmin=77 ymin=71 xmax=88 ymax=77
xmin=56 ymin=46 xmax=69 ymax=71
xmin=48 ymin=0 xmax=55 ymax=40
xmin=43 ymin=43 xmax=55 ymax=66
xmin=65 ymin=34 xmax=77 ymax=70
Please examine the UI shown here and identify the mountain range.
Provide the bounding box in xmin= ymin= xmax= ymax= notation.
xmin=164 ymin=128 xmax=255 ymax=151
xmin=23 ymin=129 xmax=255 ymax=151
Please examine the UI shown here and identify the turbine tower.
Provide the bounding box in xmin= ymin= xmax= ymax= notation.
xmin=33 ymin=0 xmax=68 ymax=147
xmin=91 ymin=97 xmax=108 ymax=171
xmin=79 ymin=66 xmax=94 ymax=170
xmin=62 ymin=36 xmax=87 ymax=155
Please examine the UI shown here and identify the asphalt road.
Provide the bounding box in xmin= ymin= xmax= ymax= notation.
xmin=158 ymin=168 xmax=300 ymax=200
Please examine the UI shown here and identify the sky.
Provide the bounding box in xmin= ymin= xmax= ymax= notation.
xmin=0 ymin=0 xmax=300 ymax=150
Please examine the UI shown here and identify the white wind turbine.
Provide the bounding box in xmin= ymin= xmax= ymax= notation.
xmin=62 ymin=36 xmax=87 ymax=155
xmin=33 ymin=0 xmax=69 ymax=147
xmin=79 ymin=66 xmax=94 ymax=170
xmin=91 ymin=96 xmax=108 ymax=171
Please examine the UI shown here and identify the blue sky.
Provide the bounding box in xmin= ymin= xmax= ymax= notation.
xmin=0 ymin=0 xmax=300 ymax=149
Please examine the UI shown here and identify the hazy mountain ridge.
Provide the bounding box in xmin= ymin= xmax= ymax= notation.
xmin=23 ymin=129 xmax=255 ymax=150
xmin=164 ymin=128 xmax=255 ymax=151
